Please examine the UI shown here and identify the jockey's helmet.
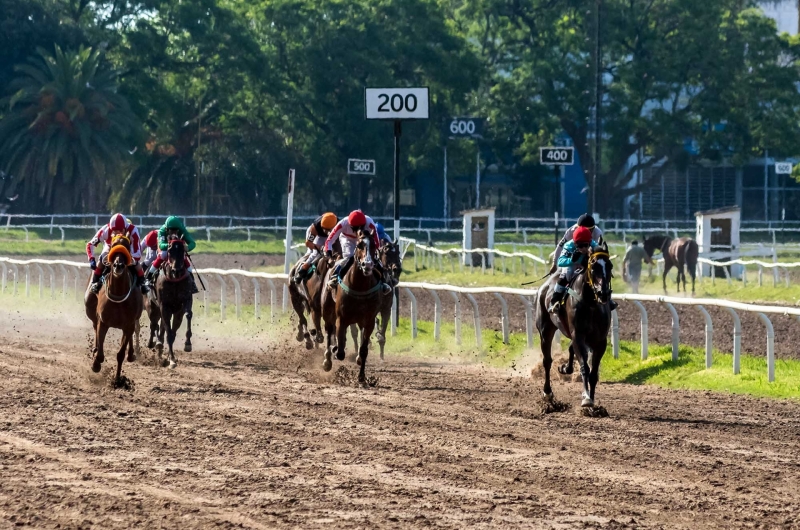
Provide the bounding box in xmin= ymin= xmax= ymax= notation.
xmin=348 ymin=210 xmax=366 ymax=228
xmin=109 ymin=213 xmax=128 ymax=234
xmin=573 ymin=226 xmax=592 ymax=245
xmin=577 ymin=214 xmax=596 ymax=229
xmin=165 ymin=216 xmax=182 ymax=230
xmin=320 ymin=212 xmax=338 ymax=231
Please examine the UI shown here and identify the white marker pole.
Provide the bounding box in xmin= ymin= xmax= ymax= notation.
xmin=283 ymin=169 xmax=295 ymax=313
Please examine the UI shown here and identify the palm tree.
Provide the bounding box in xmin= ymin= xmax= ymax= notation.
xmin=0 ymin=45 xmax=139 ymax=212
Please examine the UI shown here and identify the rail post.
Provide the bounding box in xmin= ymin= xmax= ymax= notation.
xmin=464 ymin=293 xmax=482 ymax=348
xmin=73 ymin=267 xmax=79 ymax=300
xmin=631 ymin=300 xmax=648 ymax=360
xmin=25 ymin=265 xmax=30 ymax=298
xmin=403 ymin=287 xmax=418 ymax=339
xmin=58 ymin=265 xmax=67 ymax=299
xmin=427 ymin=289 xmax=442 ymax=341
xmin=216 ymin=274 xmax=227 ymax=320
xmin=756 ymin=312 xmax=775 ymax=382
xmin=35 ymin=264 xmax=44 ymax=299
xmin=758 ymin=265 xmax=763 ymax=286
xmin=230 ymin=275 xmax=242 ymax=319
xmin=492 ymin=293 xmax=509 ymax=344
xmin=449 ymin=291 xmax=461 ymax=345
xmin=611 ymin=310 xmax=620 ymax=359
xmin=663 ymin=302 xmax=680 ymax=361
xmin=516 ymin=295 xmax=534 ymax=349
xmin=391 ymin=294 xmax=397 ymax=337
xmin=0 ymin=262 xmax=6 ymax=294
xmin=12 ymin=264 xmax=19 ymax=296
xmin=724 ymin=307 xmax=742 ymax=374
xmin=267 ymin=279 xmax=276 ymax=324
xmin=252 ymin=278 xmax=261 ymax=319
xmin=696 ymin=305 xmax=714 ymax=369
xmin=203 ymin=290 xmax=209 ymax=318
xmin=46 ymin=264 xmax=55 ymax=299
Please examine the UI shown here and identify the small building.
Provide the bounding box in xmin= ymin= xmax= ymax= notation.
xmin=462 ymin=208 xmax=495 ymax=267
xmin=695 ymin=206 xmax=741 ymax=277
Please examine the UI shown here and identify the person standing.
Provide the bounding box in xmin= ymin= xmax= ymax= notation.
xmin=623 ymin=240 xmax=651 ymax=294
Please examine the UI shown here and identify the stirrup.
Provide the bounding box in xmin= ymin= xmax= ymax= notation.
xmin=381 ymin=283 xmax=392 ymax=295
xmin=327 ymin=277 xmax=338 ymax=290
xmin=90 ymin=280 xmax=102 ymax=294
xmin=609 ymin=299 xmax=618 ymax=311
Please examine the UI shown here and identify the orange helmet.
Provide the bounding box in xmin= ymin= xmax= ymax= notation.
xmin=348 ymin=210 xmax=366 ymax=227
xmin=320 ymin=212 xmax=338 ymax=230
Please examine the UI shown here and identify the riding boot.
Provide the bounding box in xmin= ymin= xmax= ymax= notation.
xmin=381 ymin=282 xmax=392 ymax=295
xmin=327 ymin=264 xmax=341 ymax=290
xmin=136 ymin=273 xmax=150 ymax=295
xmin=90 ymin=274 xmax=102 ymax=294
xmin=609 ymin=298 xmax=618 ymax=311
xmin=294 ymin=263 xmax=310 ymax=284
xmin=188 ymin=273 xmax=199 ymax=294
xmin=548 ymin=288 xmax=566 ymax=313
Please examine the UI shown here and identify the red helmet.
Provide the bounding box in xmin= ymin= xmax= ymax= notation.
xmin=348 ymin=210 xmax=366 ymax=227
xmin=573 ymin=226 xmax=592 ymax=244
xmin=143 ymin=230 xmax=158 ymax=249
xmin=109 ymin=213 xmax=128 ymax=233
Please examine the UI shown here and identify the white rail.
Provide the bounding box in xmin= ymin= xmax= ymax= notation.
xmin=0 ymin=256 xmax=795 ymax=383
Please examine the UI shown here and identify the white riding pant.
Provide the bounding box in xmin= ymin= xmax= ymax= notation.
xmin=334 ymin=236 xmax=357 ymax=268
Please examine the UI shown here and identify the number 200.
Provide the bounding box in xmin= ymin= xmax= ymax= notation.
xmin=377 ymin=94 xmax=418 ymax=113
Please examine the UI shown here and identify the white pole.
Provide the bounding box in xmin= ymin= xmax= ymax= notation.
xmin=475 ymin=150 xmax=481 ymax=209
xmin=283 ymin=169 xmax=295 ymax=313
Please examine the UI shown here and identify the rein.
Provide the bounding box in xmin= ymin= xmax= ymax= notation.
xmin=104 ymin=270 xmax=135 ymax=304
xmin=337 ymin=273 xmax=382 ymax=298
xmin=583 ymin=251 xmax=611 ymax=304
xmin=163 ymin=269 xmax=190 ymax=283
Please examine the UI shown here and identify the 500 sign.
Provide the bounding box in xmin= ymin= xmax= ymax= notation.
xmin=347 ymin=159 xmax=376 ymax=175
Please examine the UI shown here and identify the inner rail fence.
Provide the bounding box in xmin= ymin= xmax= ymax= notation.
xmin=6 ymin=213 xmax=800 ymax=241
xmin=0 ymin=256 xmax=795 ymax=384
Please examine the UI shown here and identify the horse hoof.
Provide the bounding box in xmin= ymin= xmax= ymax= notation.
xmin=542 ymin=391 xmax=554 ymax=401
xmin=91 ymin=360 xmax=102 ymax=373
xmin=147 ymin=340 xmax=155 ymax=349
xmin=322 ymin=359 xmax=332 ymax=372
xmin=184 ymin=343 xmax=192 ymax=353
xmin=305 ymin=341 xmax=313 ymax=351
xmin=356 ymin=356 xmax=362 ymax=366
xmin=315 ymin=334 xmax=324 ymax=344
xmin=558 ymin=363 xmax=573 ymax=375
xmin=379 ymin=352 xmax=385 ymax=361
xmin=168 ymin=361 xmax=177 ymax=370
xmin=335 ymin=349 xmax=346 ymax=361
xmin=581 ymin=397 xmax=594 ymax=407
xmin=303 ymin=332 xmax=311 ymax=340
xmin=127 ymin=354 xmax=136 ymax=363
xmin=295 ymin=332 xmax=305 ymax=342
xmin=156 ymin=343 xmax=163 ymax=353
xmin=310 ymin=329 xmax=317 ymax=336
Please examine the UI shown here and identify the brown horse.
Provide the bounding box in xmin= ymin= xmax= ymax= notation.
xmin=84 ymin=236 xmax=144 ymax=384
xmin=375 ymin=238 xmax=402 ymax=359
xmin=535 ymin=245 xmax=613 ymax=408
xmin=288 ymin=255 xmax=330 ymax=350
xmin=154 ymin=237 xmax=193 ymax=369
xmin=643 ymin=235 xmax=699 ymax=295
xmin=144 ymin=288 xmax=162 ymax=351
xmin=320 ymin=230 xmax=382 ymax=383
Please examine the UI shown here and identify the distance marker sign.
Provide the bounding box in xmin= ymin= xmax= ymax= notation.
xmin=365 ymin=88 xmax=429 ymax=120
xmin=446 ymin=117 xmax=484 ymax=139
xmin=540 ymin=147 xmax=574 ymax=165
xmin=347 ymin=159 xmax=376 ymax=175
xmin=776 ymin=162 xmax=793 ymax=175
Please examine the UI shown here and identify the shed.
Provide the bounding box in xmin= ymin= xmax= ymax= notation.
xmin=695 ymin=206 xmax=740 ymax=277
xmin=462 ymin=208 xmax=495 ymax=267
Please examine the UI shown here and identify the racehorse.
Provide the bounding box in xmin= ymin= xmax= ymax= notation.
xmin=535 ymin=244 xmax=613 ymax=407
xmin=288 ymin=255 xmax=331 ymax=350
xmin=643 ymin=235 xmax=699 ymax=295
xmin=84 ymin=235 xmax=143 ymax=384
xmin=375 ymin=238 xmax=402 ymax=359
xmin=154 ymin=237 xmax=194 ymax=369
xmin=144 ymin=282 xmax=162 ymax=351
xmin=321 ymin=230 xmax=382 ymax=383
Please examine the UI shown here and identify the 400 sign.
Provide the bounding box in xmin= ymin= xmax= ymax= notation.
xmin=539 ymin=147 xmax=574 ymax=166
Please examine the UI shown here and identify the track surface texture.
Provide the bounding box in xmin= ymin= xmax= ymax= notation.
xmin=1 ymin=304 xmax=800 ymax=529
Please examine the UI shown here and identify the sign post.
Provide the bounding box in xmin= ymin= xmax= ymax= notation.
xmin=366 ymin=87 xmax=429 ymax=326
xmin=444 ymin=117 xmax=485 ymax=213
xmin=283 ymin=168 xmax=295 ymax=313
xmin=541 ymin=147 xmax=575 ymax=219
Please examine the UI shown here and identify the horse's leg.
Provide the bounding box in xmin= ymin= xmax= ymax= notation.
xmin=358 ymin=319 xmax=376 ymax=384
xmin=127 ymin=324 xmax=137 ymax=363
xmin=574 ymin=338 xmax=594 ymax=407
xmin=311 ymin=306 xmax=324 ymax=344
xmin=290 ymin=287 xmax=310 ymax=343
xmin=538 ymin=324 xmax=557 ymax=397
xmin=168 ymin=311 xmax=184 ymax=369
xmin=676 ymin=263 xmax=684 ymax=293
xmin=162 ymin=307 xmax=176 ymax=369
xmin=588 ymin=339 xmax=606 ymax=404
xmin=115 ymin=331 xmax=129 ymax=383
xmin=323 ymin=319 xmax=335 ymax=372
xmin=377 ymin=305 xmax=390 ymax=360
xmin=92 ymin=322 xmax=108 ymax=373
xmin=184 ymin=299 xmax=193 ymax=353
xmin=156 ymin=309 xmax=165 ymax=353
xmin=662 ymin=263 xmax=673 ymax=295
xmin=558 ymin=343 xmax=576 ymax=375
xmin=147 ymin=307 xmax=158 ymax=348
xmin=350 ymin=324 xmax=359 ymax=357
xmin=335 ymin=318 xmax=348 ymax=362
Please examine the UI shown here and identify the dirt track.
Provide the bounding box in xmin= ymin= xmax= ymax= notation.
xmin=1 ymin=302 xmax=800 ymax=529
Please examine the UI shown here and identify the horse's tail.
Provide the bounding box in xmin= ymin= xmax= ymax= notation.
xmin=686 ymin=239 xmax=699 ymax=277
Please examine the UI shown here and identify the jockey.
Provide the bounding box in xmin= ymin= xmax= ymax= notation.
xmin=548 ymin=226 xmax=598 ymax=313
xmin=552 ymin=214 xmax=603 ymax=270
xmin=375 ymin=223 xmax=393 ymax=246
xmin=86 ymin=213 xmax=148 ymax=295
xmin=142 ymin=230 xmax=159 ymax=270
xmin=324 ymin=210 xmax=391 ymax=295
xmin=293 ymin=212 xmax=338 ymax=283
xmin=146 ymin=216 xmax=199 ymax=294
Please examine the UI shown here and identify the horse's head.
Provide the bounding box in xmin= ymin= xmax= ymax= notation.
xmin=380 ymin=238 xmax=403 ymax=281
xmin=587 ymin=245 xmax=613 ymax=304
xmin=354 ymin=230 xmax=374 ymax=277
xmin=166 ymin=236 xmax=186 ymax=279
xmin=108 ymin=235 xmax=132 ymax=277
xmin=643 ymin=235 xmax=669 ymax=258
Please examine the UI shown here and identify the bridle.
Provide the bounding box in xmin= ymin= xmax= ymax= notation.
xmin=585 ymin=251 xmax=612 ymax=304
xmin=355 ymin=233 xmax=374 ymax=276
xmin=165 ymin=238 xmax=188 ymax=281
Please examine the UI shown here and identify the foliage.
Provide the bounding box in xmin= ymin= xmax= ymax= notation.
xmin=0 ymin=45 xmax=139 ymax=211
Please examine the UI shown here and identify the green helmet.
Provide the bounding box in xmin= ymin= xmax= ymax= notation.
xmin=165 ymin=216 xmax=183 ymax=230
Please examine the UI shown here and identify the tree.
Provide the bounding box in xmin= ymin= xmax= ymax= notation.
xmin=465 ymin=0 xmax=800 ymax=215
xmin=0 ymin=45 xmax=140 ymax=212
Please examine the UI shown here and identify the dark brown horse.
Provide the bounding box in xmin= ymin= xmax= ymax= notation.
xmin=84 ymin=236 xmax=143 ymax=384
xmin=643 ymin=235 xmax=699 ymax=295
xmin=144 ymin=285 xmax=162 ymax=352
xmin=288 ymin=254 xmax=331 ymax=350
xmin=535 ymin=245 xmax=612 ymax=408
xmin=154 ymin=238 xmax=193 ymax=369
xmin=375 ymin=238 xmax=402 ymax=359
xmin=320 ymin=230 xmax=382 ymax=383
